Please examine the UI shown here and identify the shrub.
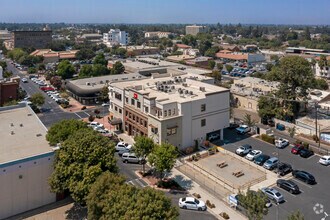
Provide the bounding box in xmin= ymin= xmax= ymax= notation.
xmin=205 ymin=200 xmax=215 ymax=208
xmin=261 ymin=134 xmax=275 ymax=144
xmin=194 ymin=139 xmax=199 ymax=151
xmin=81 ymin=106 xmax=86 ymax=110
xmin=220 ymin=212 xmax=230 ymax=219
xmin=192 ymin=193 xmax=201 ymax=199
xmin=185 ymin=146 xmax=194 ymax=155
xmin=303 ymin=142 xmax=309 ymax=149
xmin=88 ymin=115 xmax=95 ymax=122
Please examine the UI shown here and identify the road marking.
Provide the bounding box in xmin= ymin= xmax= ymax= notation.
xmin=83 ymin=111 xmax=90 ymax=116
xmin=307 ymin=155 xmax=316 ymax=160
xmin=74 ymin=112 xmax=82 ymax=119
xmin=135 ymin=178 xmax=147 ymax=187
xmin=291 ymin=179 xmax=313 ymax=189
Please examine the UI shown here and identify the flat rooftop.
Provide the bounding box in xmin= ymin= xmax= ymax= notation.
xmin=124 ymin=58 xmax=181 ymax=70
xmin=110 ymin=73 xmax=228 ymax=104
xmin=0 ymin=105 xmax=52 ymax=165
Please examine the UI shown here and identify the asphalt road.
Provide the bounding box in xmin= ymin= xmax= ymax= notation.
xmin=114 ymin=153 xmax=217 ymax=220
xmin=214 ymin=129 xmax=330 ymax=220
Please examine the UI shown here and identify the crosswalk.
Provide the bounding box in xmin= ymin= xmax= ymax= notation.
xmin=126 ymin=178 xmax=148 ymax=188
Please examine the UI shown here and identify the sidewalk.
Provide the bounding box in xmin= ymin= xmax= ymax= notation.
xmin=170 ymin=167 xmax=247 ymax=220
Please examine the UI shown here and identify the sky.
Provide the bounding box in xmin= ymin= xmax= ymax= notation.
xmin=1 ymin=0 xmax=329 ymax=25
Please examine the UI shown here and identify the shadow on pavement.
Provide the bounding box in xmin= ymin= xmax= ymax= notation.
xmin=213 ymin=128 xmax=251 ymax=146
xmin=65 ymin=203 xmax=87 ymax=220
xmin=172 ymin=174 xmax=193 ymax=190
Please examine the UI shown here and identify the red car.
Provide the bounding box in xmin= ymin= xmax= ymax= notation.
xmin=40 ymin=87 xmax=55 ymax=92
xmin=291 ymin=144 xmax=304 ymax=154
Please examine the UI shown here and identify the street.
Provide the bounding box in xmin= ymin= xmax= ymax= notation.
xmin=214 ymin=129 xmax=330 ymax=220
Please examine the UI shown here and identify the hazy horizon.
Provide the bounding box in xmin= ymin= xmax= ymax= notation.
xmin=1 ymin=0 xmax=329 ymax=25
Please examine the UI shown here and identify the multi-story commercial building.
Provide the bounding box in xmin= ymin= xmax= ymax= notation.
xmin=125 ymin=45 xmax=160 ymax=56
xmin=30 ymin=49 xmax=78 ymax=64
xmin=108 ymin=72 xmax=230 ymax=150
xmin=0 ymin=29 xmax=11 ymax=40
xmin=144 ymin=31 xmax=172 ymax=38
xmin=75 ymin=33 xmax=103 ymax=44
xmin=0 ymin=77 xmax=20 ymax=106
xmin=185 ymin=25 xmax=207 ymax=36
xmin=0 ymin=104 xmax=56 ymax=219
xmin=103 ymin=29 xmax=128 ymax=46
xmin=314 ymin=56 xmax=330 ymax=79
xmin=12 ymin=30 xmax=52 ymax=49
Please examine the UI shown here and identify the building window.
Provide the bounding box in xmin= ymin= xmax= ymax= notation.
xmin=201 ymin=104 xmax=206 ymax=112
xmin=145 ymin=106 xmax=149 ymax=113
xmin=168 ymin=109 xmax=171 ymax=116
xmin=115 ymin=106 xmax=118 ymax=111
xmin=173 ymin=108 xmax=176 ymax=115
xmin=167 ymin=127 xmax=177 ymax=136
xmin=137 ymin=101 xmax=141 ymax=108
xmin=114 ymin=93 xmax=122 ymax=101
xmin=131 ymin=98 xmax=135 ymax=105
xmin=152 ymin=127 xmax=158 ymax=134
xmin=119 ymin=109 xmax=122 ymax=114
xmin=201 ymin=119 xmax=206 ymax=127
xmin=144 ymin=121 xmax=147 ymax=127
xmin=164 ymin=110 xmax=167 ymax=117
xmin=125 ymin=97 xmax=128 ymax=103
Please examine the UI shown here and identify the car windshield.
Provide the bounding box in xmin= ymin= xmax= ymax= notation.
xmin=194 ymin=199 xmax=200 ymax=204
xmin=275 ymin=192 xmax=281 ymax=197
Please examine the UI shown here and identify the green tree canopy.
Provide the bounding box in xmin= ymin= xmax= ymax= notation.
xmin=243 ymin=113 xmax=256 ymax=127
xmin=79 ymin=64 xmax=93 ymax=78
xmin=237 ymin=190 xmax=268 ymax=220
xmin=133 ymin=136 xmax=155 ymax=173
xmin=208 ymin=60 xmax=216 ymax=69
xmin=27 ymin=67 xmax=37 ymax=74
xmin=49 ymin=129 xmax=117 ymax=204
xmin=205 ymin=46 xmax=220 ymax=58
xmin=225 ymin=64 xmax=233 ymax=73
xmin=46 ymin=119 xmax=88 ymax=145
xmin=100 ymin=86 xmax=110 ymax=102
xmin=287 ymin=210 xmax=304 ymax=220
xmin=93 ymin=63 xmax=110 ymax=76
xmin=57 ymin=60 xmax=75 ymax=79
xmin=87 ymin=172 xmax=179 ymax=220
xmin=76 ymin=48 xmax=96 ymax=60
xmin=93 ymin=53 xmax=107 ymax=66
xmin=111 ymin=61 xmax=125 ymax=75
xmin=149 ymin=142 xmax=177 ymax=179
xmin=30 ymin=92 xmax=45 ymax=107
xmin=318 ymin=55 xmax=328 ymax=70
xmin=0 ymin=60 xmax=7 ymax=70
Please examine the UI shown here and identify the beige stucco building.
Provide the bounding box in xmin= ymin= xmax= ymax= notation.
xmin=108 ymin=71 xmax=230 ymax=150
xmin=0 ymin=105 xmax=56 ymax=219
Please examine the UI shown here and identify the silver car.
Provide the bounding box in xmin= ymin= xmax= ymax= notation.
xmin=122 ymin=153 xmax=145 ymax=164
xmin=261 ymin=187 xmax=284 ymax=203
xmin=263 ymin=157 xmax=278 ymax=170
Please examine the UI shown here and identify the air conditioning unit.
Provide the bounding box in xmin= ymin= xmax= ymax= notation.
xmin=184 ymin=90 xmax=189 ymax=94
xmin=189 ymin=91 xmax=193 ymax=95
xmin=171 ymin=86 xmax=175 ymax=89
xmin=200 ymin=87 xmax=206 ymax=92
xmin=182 ymin=83 xmax=188 ymax=87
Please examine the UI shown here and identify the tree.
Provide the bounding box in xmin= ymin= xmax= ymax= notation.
xmin=198 ymin=39 xmax=212 ymax=55
xmin=38 ymin=63 xmax=46 ymax=71
xmin=76 ymin=48 xmax=96 ymax=60
xmin=311 ymin=78 xmax=329 ymax=90
xmin=49 ymin=129 xmax=117 ymax=204
xmin=287 ymin=210 xmax=304 ymax=220
xmin=27 ymin=67 xmax=37 ymax=74
xmin=148 ymin=142 xmax=177 ymax=179
xmin=50 ymin=76 xmax=62 ymax=90
xmin=46 ymin=119 xmax=88 ymax=145
xmin=225 ymin=64 xmax=233 ymax=73
xmin=318 ymin=55 xmax=328 ymax=70
xmin=111 ymin=61 xmax=125 ymax=75
xmin=57 ymin=60 xmax=75 ymax=79
xmin=92 ymin=63 xmax=110 ymax=76
xmin=79 ymin=64 xmax=93 ymax=78
xmin=30 ymin=92 xmax=45 ymax=108
xmin=114 ymin=48 xmax=127 ymax=57
xmin=100 ymin=86 xmax=109 ymax=102
xmin=217 ymin=63 xmax=223 ymax=71
xmin=237 ymin=190 xmax=268 ymax=220
xmin=7 ymin=48 xmax=27 ymax=61
xmin=0 ymin=60 xmax=7 ymax=70
xmin=3 ymin=71 xmax=13 ymax=78
xmin=87 ymin=172 xmax=179 ymax=220
xmin=182 ymin=34 xmax=197 ymax=47
xmin=212 ymin=70 xmax=222 ymax=83
xmin=93 ymin=53 xmax=107 ymax=66
xmin=243 ymin=113 xmax=256 ymax=127
xmin=205 ymin=46 xmax=220 ymax=58
xmin=134 ymin=136 xmax=155 ymax=174
xmin=265 ymin=63 xmax=274 ymax=71
xmin=287 ymin=126 xmax=296 ymax=138
xmin=258 ymin=96 xmax=277 ymax=119
xmin=208 ymin=60 xmax=216 ymax=69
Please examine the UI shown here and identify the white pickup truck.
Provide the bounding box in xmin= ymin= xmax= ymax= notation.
xmin=275 ymin=138 xmax=289 ymax=149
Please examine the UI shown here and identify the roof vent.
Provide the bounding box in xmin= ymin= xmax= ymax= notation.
xmin=184 ymin=90 xmax=189 ymax=94
xmin=189 ymin=91 xmax=193 ymax=95
xmin=20 ymin=123 xmax=23 ymax=127
xmin=86 ymin=82 xmax=91 ymax=86
xmin=10 ymin=123 xmax=14 ymax=127
xmin=36 ymin=134 xmax=42 ymax=137
xmin=200 ymin=87 xmax=206 ymax=92
xmin=27 ymin=114 xmax=32 ymax=116
xmin=11 ymin=131 xmax=14 ymax=135
xmin=182 ymin=83 xmax=188 ymax=87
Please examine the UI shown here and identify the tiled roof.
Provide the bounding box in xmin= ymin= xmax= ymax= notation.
xmin=216 ymin=53 xmax=248 ymax=60
xmin=176 ymin=44 xmax=191 ymax=49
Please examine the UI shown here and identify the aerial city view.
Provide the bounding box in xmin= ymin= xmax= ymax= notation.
xmin=1 ymin=0 xmax=330 ymax=219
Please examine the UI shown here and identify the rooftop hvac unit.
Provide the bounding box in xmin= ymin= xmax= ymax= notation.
xmin=182 ymin=83 xmax=188 ymax=87
xmin=86 ymin=82 xmax=91 ymax=86
xmin=178 ymin=88 xmax=182 ymax=92
xmin=184 ymin=90 xmax=189 ymax=94
xmin=171 ymin=86 xmax=175 ymax=89
xmin=100 ymin=80 xmax=104 ymax=84
xmin=200 ymin=87 xmax=206 ymax=92
xmin=189 ymin=91 xmax=193 ymax=95
xmin=179 ymin=90 xmax=184 ymax=94
xmin=168 ymin=89 xmax=171 ymax=93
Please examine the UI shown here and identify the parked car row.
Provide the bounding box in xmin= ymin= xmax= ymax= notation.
xmin=88 ymin=122 xmax=109 ymax=134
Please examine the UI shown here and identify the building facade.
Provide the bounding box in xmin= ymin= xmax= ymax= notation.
xmin=0 ymin=77 xmax=19 ymax=106
xmin=0 ymin=105 xmax=56 ymax=219
xmin=108 ymin=73 xmax=230 ymax=150
xmin=103 ymin=29 xmax=128 ymax=46
xmin=144 ymin=32 xmax=172 ymax=38
xmin=12 ymin=31 xmax=52 ymax=49
xmin=185 ymin=25 xmax=207 ymax=36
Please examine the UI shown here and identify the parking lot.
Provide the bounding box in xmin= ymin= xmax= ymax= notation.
xmin=213 ymin=129 xmax=330 ymax=220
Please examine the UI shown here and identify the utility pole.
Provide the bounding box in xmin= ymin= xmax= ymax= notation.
xmin=315 ymin=102 xmax=318 ymax=144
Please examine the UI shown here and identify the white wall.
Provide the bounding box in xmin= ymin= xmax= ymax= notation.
xmin=0 ymin=153 xmax=56 ymax=219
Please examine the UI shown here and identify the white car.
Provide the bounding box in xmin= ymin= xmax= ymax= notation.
xmin=208 ymin=133 xmax=220 ymax=141
xmin=18 ymin=100 xmax=32 ymax=105
xmin=101 ymin=102 xmax=110 ymax=107
xmin=236 ymin=125 xmax=251 ymax=134
xmin=178 ymin=197 xmax=206 ymax=211
xmin=235 ymin=144 xmax=252 ymax=156
xmin=115 ymin=142 xmax=132 ymax=151
xmin=21 ymin=78 xmax=28 ymax=83
xmin=319 ymin=155 xmax=330 ymax=166
xmin=245 ymin=150 xmax=262 ymax=161
xmin=275 ymin=138 xmax=289 ymax=149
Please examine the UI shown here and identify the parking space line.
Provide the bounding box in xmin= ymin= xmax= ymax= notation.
xmin=307 ymin=155 xmax=316 ymax=160
xmin=83 ymin=111 xmax=90 ymax=116
xmin=74 ymin=112 xmax=82 ymax=119
xmin=291 ymin=179 xmax=313 ymax=189
xmin=135 ymin=178 xmax=147 ymax=187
